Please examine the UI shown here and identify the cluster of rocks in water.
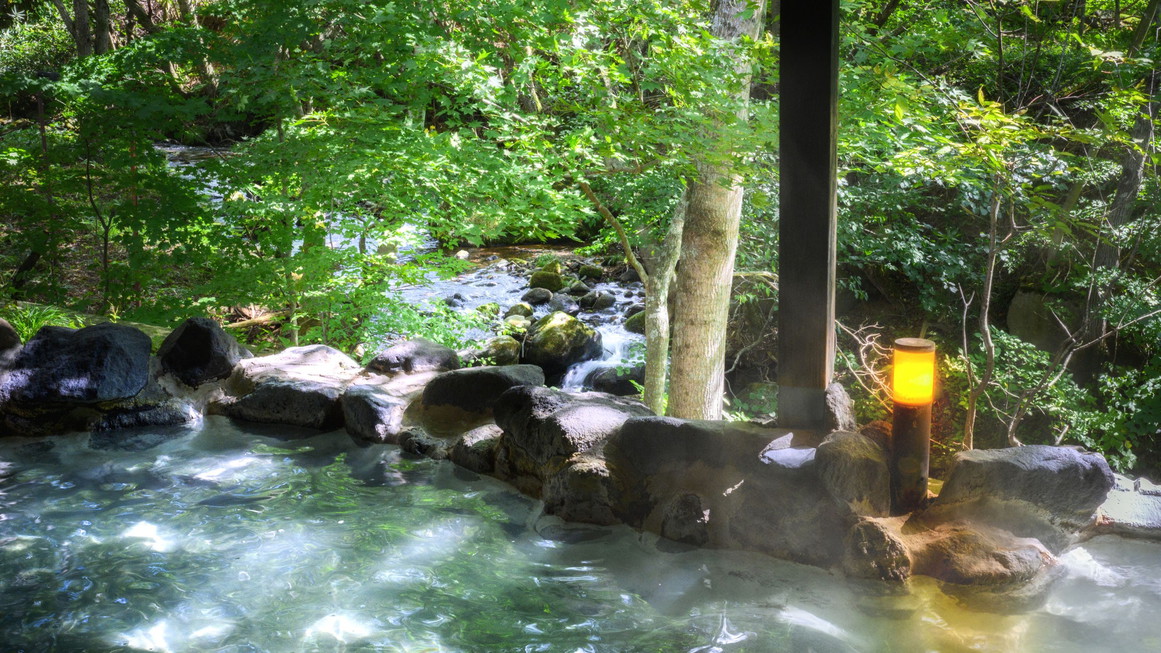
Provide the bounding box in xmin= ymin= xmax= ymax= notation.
xmin=1 ymin=306 xmax=1159 ymax=602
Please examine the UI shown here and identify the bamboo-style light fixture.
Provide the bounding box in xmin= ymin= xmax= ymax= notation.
xmin=890 ymin=338 xmax=936 ymax=515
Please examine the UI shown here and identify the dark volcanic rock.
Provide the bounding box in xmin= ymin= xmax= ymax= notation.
xmin=816 ymin=430 xmax=890 ymax=517
xmin=229 ymin=378 xmax=348 ymax=430
xmin=0 ymin=318 xmax=19 ymax=357
xmin=365 ymin=338 xmax=460 ymax=376
xmin=157 ymin=317 xmax=252 ymax=388
xmin=342 ymin=383 xmax=410 ymax=444
xmin=842 ymin=518 xmax=910 ymax=581
xmin=449 ymin=424 xmax=503 ymax=474
xmin=587 ymin=365 xmax=645 ymax=396
xmin=547 ymin=294 xmax=581 ymax=316
xmin=2 ymin=323 xmax=151 ymax=404
xmin=494 ymin=385 xmax=651 ymax=497
xmin=604 ymin=417 xmax=848 ymax=567
xmin=924 ymin=445 xmax=1115 ymax=551
xmin=825 ymin=382 xmax=857 ymax=432
xmin=416 ymin=365 xmax=545 ymax=433
xmin=521 ymin=288 xmax=553 ymax=305
xmin=218 ymin=345 xmax=361 ymax=431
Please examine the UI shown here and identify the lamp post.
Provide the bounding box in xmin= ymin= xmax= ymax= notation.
xmin=890 ymin=337 xmax=936 ymax=515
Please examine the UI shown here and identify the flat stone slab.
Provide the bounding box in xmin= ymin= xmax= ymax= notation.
xmin=1095 ymin=489 xmax=1161 ymax=539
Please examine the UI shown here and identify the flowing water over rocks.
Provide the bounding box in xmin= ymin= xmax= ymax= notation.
xmin=398 ymin=249 xmax=646 ymax=392
xmin=2 ymin=420 xmax=1160 ymax=652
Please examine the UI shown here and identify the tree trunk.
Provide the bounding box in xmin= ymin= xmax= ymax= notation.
xmin=1130 ymin=0 xmax=1161 ymax=55
xmin=669 ymin=0 xmax=765 ymax=420
xmin=1076 ymin=100 xmax=1156 ymax=381
xmin=93 ymin=0 xmax=113 ymax=54
xmin=641 ymin=187 xmax=687 ymax=414
xmin=72 ymin=0 xmax=93 ymax=57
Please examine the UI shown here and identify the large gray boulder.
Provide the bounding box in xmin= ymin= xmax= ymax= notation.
xmin=365 ymin=338 xmax=459 ymax=376
xmin=604 ymin=417 xmax=849 ymax=567
xmin=343 ymin=384 xmax=406 ymax=444
xmin=521 ymin=312 xmax=603 ymax=381
xmin=921 ymin=445 xmax=1115 ymax=552
xmin=1 ymin=323 xmax=151 ymax=405
xmin=157 ymin=317 xmax=252 ymax=388
xmin=342 ymin=369 xmax=437 ymax=445
xmin=220 ymin=345 xmax=361 ymax=431
xmin=414 ymin=364 xmax=544 ymax=434
xmin=0 ymin=324 xmax=192 ymax=437
xmin=493 ymin=385 xmax=651 ymax=496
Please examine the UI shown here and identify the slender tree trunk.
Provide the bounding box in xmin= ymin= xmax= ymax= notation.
xmin=1130 ymin=0 xmax=1161 ymax=55
xmin=72 ymin=0 xmax=93 ymax=57
xmin=93 ymin=0 xmax=113 ymax=54
xmin=1076 ymin=100 xmax=1156 ymax=381
xmin=669 ymin=0 xmax=765 ymax=420
xmin=962 ymin=189 xmax=1006 ymax=451
xmin=641 ymin=188 xmax=687 ymax=414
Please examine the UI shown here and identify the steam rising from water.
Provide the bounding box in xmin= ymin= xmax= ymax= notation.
xmin=0 ymin=418 xmax=1157 ymax=651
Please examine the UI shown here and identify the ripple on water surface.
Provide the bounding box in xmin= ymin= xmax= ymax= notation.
xmin=1 ymin=417 xmax=1159 ymax=652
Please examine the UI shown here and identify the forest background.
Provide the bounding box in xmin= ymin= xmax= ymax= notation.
xmin=1 ymin=0 xmax=1159 ymax=478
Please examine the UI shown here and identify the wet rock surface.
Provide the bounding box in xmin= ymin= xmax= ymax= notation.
xmin=414 ymin=364 xmax=545 ymax=434
xmin=493 ymin=385 xmax=650 ymax=496
xmin=521 ymin=312 xmax=603 ymax=382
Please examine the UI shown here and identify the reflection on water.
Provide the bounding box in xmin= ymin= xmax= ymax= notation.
xmin=1 ymin=417 xmax=1159 ymax=652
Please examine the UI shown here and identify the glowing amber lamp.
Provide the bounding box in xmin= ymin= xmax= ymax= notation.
xmin=892 ymin=338 xmax=936 ymax=406
xmin=890 ymin=337 xmax=936 ymax=515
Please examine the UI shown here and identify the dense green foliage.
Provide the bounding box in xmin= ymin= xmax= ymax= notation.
xmin=1 ymin=0 xmax=1159 ymax=474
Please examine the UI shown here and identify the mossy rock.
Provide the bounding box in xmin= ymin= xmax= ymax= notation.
xmin=578 ymin=264 xmax=604 ymax=280
xmin=522 ymin=311 xmax=603 ymax=380
xmin=539 ymin=260 xmax=564 ymax=275
xmin=481 ymin=335 xmax=522 ymax=365
xmin=476 ymin=302 xmax=502 ymax=317
xmin=529 ymin=270 xmax=565 ymax=292
xmin=504 ymin=315 xmax=532 ymax=331
xmin=504 ymin=303 xmax=534 ymax=318
xmin=625 ymin=311 xmax=646 ymax=335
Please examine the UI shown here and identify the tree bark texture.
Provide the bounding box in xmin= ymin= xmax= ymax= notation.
xmin=1076 ymin=100 xmax=1156 ymax=380
xmin=669 ymin=0 xmax=765 ymax=420
xmin=642 ymin=187 xmax=688 ymax=414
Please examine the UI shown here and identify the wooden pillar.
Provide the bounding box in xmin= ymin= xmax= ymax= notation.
xmin=777 ymin=0 xmax=839 ymax=429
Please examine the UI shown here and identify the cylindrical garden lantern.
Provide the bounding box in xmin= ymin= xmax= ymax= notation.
xmin=890 ymin=337 xmax=936 ymax=515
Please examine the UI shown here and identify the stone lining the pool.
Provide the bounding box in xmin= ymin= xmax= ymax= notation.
xmin=1 ymin=315 xmax=1158 ymax=602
